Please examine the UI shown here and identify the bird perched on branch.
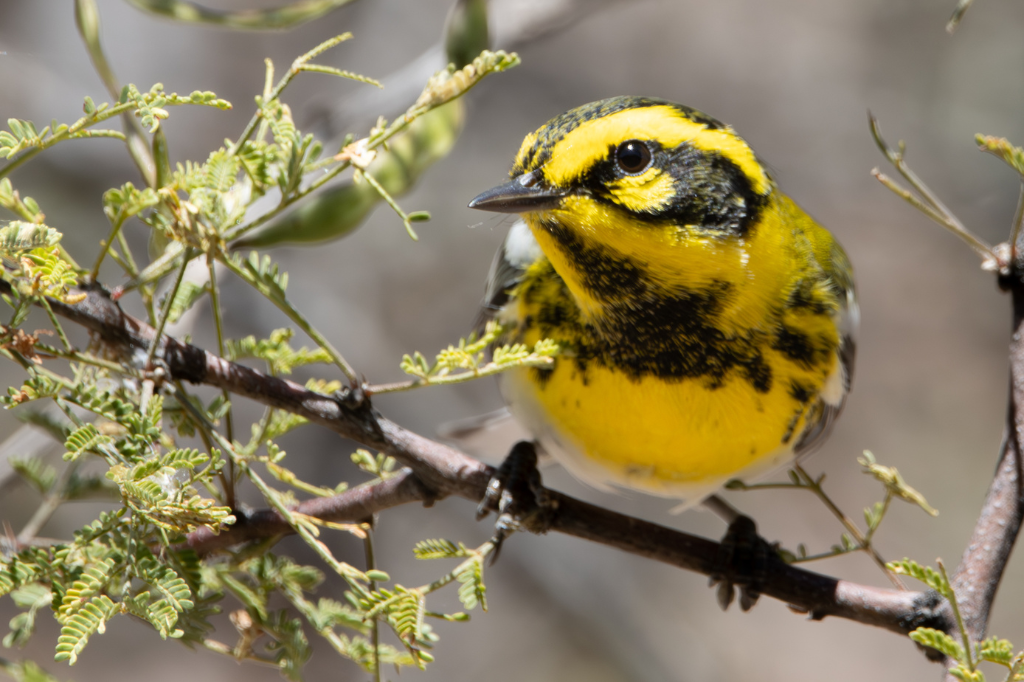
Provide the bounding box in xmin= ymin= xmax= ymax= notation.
xmin=466 ymin=96 xmax=857 ymax=517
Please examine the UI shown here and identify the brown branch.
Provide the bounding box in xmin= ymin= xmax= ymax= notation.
xmin=186 ymin=468 xmax=436 ymax=553
xmin=11 ymin=280 xmax=955 ymax=640
xmin=950 ymin=276 xmax=1024 ymax=644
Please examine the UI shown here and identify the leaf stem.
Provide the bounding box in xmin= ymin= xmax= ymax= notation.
xmin=869 ymin=114 xmax=996 ymax=263
xmin=365 ymin=529 xmax=382 ymax=682
xmin=226 ymin=33 xmax=354 ymax=157
xmin=39 ymin=297 xmax=72 ymax=351
xmin=91 ymin=215 xmax=126 ymax=280
xmin=219 ymin=254 xmax=359 ymax=386
xmin=145 ymin=247 xmax=193 ymax=370
xmin=939 ymin=559 xmax=975 ymax=671
xmin=792 ymin=465 xmax=906 ymax=590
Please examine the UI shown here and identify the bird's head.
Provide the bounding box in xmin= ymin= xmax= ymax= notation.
xmin=469 ymin=96 xmax=774 ymax=240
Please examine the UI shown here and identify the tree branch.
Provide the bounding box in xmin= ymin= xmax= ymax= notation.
xmin=11 ymin=279 xmax=955 ymax=641
xmin=950 ymin=276 xmax=1024 ymax=644
xmin=185 ymin=467 xmax=437 ymax=552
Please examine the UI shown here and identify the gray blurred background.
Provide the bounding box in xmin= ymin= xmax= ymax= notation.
xmin=2 ymin=0 xmax=1024 ymax=680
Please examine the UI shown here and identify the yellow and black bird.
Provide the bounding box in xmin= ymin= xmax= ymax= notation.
xmin=467 ymin=96 xmax=857 ymax=511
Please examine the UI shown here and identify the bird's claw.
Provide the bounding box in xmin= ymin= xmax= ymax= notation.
xmin=708 ymin=514 xmax=775 ymax=612
xmin=476 ymin=440 xmax=557 ymax=562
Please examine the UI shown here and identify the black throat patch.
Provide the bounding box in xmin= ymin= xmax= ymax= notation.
xmin=523 ymin=221 xmax=774 ymax=393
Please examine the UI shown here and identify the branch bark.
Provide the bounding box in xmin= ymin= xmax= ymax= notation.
xmin=949 ymin=276 xmax=1024 ymax=649
xmin=10 ymin=279 xmax=956 ymax=641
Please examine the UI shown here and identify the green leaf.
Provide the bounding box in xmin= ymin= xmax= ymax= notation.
xmin=859 ymin=451 xmax=938 ymax=516
xmin=3 ymin=584 xmax=52 ymax=648
xmin=979 ymin=637 xmax=1016 ymax=666
xmin=225 ymin=328 xmax=329 ymax=375
xmin=977 ymin=134 xmax=1024 ymax=177
xmin=0 ymin=222 xmax=62 ymax=254
xmin=413 ymin=539 xmax=469 ymax=560
xmin=887 ymin=559 xmax=952 ymax=599
xmin=54 ymin=594 xmax=119 ymax=664
xmin=0 ymin=659 xmax=64 ymax=682
xmin=63 ymin=424 xmax=113 ymax=462
xmin=909 ymin=627 xmax=965 ymax=663
xmin=161 ymin=280 xmax=208 ymax=324
xmin=949 ymin=664 xmax=985 ymax=682
xmin=10 ymin=456 xmax=57 ymax=494
xmin=454 ymin=557 xmax=486 ymax=611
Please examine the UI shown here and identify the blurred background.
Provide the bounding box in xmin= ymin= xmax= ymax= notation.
xmin=2 ymin=0 xmax=1024 ymax=680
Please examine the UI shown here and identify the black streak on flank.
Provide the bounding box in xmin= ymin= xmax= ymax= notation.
xmin=788 ymin=380 xmax=814 ymax=404
xmin=773 ymin=325 xmax=822 ymax=369
xmin=786 ymin=278 xmax=833 ymax=316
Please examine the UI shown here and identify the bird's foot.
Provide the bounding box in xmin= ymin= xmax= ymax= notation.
xmin=476 ymin=440 xmax=557 ymax=561
xmin=708 ymin=515 xmax=775 ymax=612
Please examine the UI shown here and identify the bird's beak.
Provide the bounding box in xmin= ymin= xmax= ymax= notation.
xmin=468 ymin=169 xmax=566 ymax=213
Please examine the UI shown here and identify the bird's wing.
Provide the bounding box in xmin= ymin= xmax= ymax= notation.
xmin=795 ymin=280 xmax=858 ymax=457
xmin=474 ymin=218 xmax=542 ymax=331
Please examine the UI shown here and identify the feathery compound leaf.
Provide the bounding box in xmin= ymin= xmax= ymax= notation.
xmin=124 ymin=593 xmax=183 ymax=639
xmin=58 ymin=558 xmax=116 ymax=621
xmin=413 ymin=539 xmax=468 ymax=560
xmin=887 ymin=558 xmax=952 ymax=599
xmin=977 ymin=134 xmax=1024 ymax=177
xmin=121 ymin=479 xmax=169 ymax=506
xmin=0 ymin=548 xmax=52 ymax=598
xmin=63 ymin=424 xmax=113 ymax=462
xmin=161 ymin=280 xmax=208 ymax=324
xmin=909 ymin=627 xmax=965 ymax=663
xmin=10 ymin=456 xmax=57 ymax=494
xmin=202 ymin=149 xmax=242 ymax=192
xmin=159 ymin=447 xmax=209 ymax=471
xmin=54 ymin=594 xmax=119 ymax=664
xmin=20 ymin=248 xmax=83 ymax=303
xmin=228 ymin=251 xmax=290 ymax=298
xmin=262 ymin=610 xmax=311 ymax=682
xmin=979 ymin=637 xmax=1016 ymax=666
xmin=414 ymin=50 xmax=520 ymax=110
xmin=948 ymin=665 xmax=985 ymax=682
xmin=454 ymin=557 xmax=486 ymax=611
xmin=226 ymin=328 xmax=329 ymax=375
xmin=2 ymin=375 xmax=61 ymax=408
xmin=396 ymin=321 xmax=557 ymax=388
xmin=102 ymin=182 xmax=160 ymax=222
xmin=0 ymin=222 xmax=61 ymax=254
xmin=311 ymin=597 xmax=368 ymax=633
xmin=66 ymin=385 xmax=135 ymax=422
xmin=859 ymin=451 xmax=937 ymax=516
xmin=4 ymin=583 xmax=53 ymax=648
xmin=389 ymin=589 xmax=426 ymax=646
xmin=0 ymin=659 xmax=63 ymax=682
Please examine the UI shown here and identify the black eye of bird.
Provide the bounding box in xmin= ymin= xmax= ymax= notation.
xmin=615 ymin=140 xmax=652 ymax=174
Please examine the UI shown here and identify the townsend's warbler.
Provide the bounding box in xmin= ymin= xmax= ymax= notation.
xmin=467 ymin=96 xmax=857 ymax=509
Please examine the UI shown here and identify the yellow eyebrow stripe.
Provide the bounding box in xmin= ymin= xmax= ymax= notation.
xmin=537 ymin=105 xmax=769 ymax=195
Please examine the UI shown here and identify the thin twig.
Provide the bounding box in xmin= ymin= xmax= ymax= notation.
xmin=145 ymin=247 xmax=194 ymax=369
xmin=793 ymin=464 xmax=906 ymax=590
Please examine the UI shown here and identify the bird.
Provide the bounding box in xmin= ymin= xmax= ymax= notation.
xmin=466 ymin=96 xmax=857 ymax=515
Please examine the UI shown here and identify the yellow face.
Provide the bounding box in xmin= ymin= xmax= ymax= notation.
xmin=483 ymin=98 xmax=778 ymax=323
